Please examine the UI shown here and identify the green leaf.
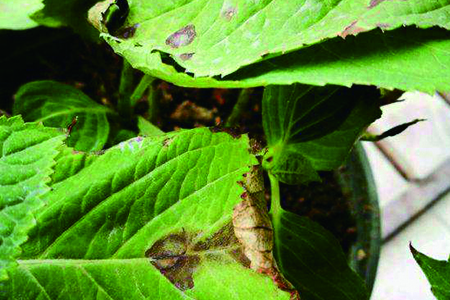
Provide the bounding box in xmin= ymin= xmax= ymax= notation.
xmin=5 ymin=128 xmax=291 ymax=299
xmin=31 ymin=0 xmax=100 ymax=40
xmin=289 ymin=90 xmax=381 ymax=170
xmin=99 ymin=0 xmax=450 ymax=78
xmin=274 ymin=210 xmax=368 ymax=300
xmin=0 ymin=0 xmax=43 ymax=30
xmin=268 ymin=175 xmax=368 ymax=300
xmin=0 ymin=116 xmax=65 ymax=281
xmin=108 ymin=27 xmax=450 ymax=94
xmin=410 ymin=244 xmax=450 ymax=300
xmin=49 ymin=146 xmax=98 ymax=186
xmin=268 ymin=147 xmax=321 ymax=185
xmin=262 ymin=84 xmax=381 ymax=183
xmin=137 ymin=116 xmax=164 ymax=137
xmin=14 ymin=81 xmax=112 ymax=152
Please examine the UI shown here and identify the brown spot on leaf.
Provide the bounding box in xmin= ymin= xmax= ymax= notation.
xmin=368 ymin=0 xmax=386 ymax=8
xmin=339 ymin=21 xmax=366 ymax=38
xmin=146 ymin=231 xmax=200 ymax=291
xmin=222 ymin=6 xmax=237 ymax=21
xmin=165 ymin=24 xmax=196 ymax=49
xmin=179 ymin=53 xmax=194 ymax=61
xmin=368 ymin=0 xmax=408 ymax=9
xmin=162 ymin=137 xmax=174 ymax=147
xmin=376 ymin=23 xmax=391 ymax=30
xmin=115 ymin=23 xmax=140 ymax=39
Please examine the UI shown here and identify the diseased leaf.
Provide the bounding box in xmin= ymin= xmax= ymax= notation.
xmin=98 ymin=0 xmax=450 ymax=78
xmin=14 ymin=80 xmax=112 ymax=152
xmin=5 ymin=128 xmax=291 ymax=299
xmin=411 ymin=244 xmax=450 ymax=300
xmin=232 ymin=166 xmax=298 ymax=298
xmin=110 ymin=27 xmax=450 ymax=94
xmin=0 ymin=0 xmax=43 ymax=30
xmin=0 ymin=116 xmax=65 ymax=281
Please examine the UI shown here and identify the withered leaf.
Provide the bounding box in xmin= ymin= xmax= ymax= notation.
xmin=233 ymin=166 xmax=299 ymax=298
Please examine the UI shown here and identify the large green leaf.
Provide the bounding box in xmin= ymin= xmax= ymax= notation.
xmin=99 ymin=0 xmax=450 ymax=78
xmin=4 ymin=128 xmax=292 ymax=299
xmin=411 ymin=245 xmax=450 ymax=300
xmin=262 ymin=84 xmax=381 ymax=184
xmin=107 ymin=27 xmax=450 ymax=93
xmin=0 ymin=116 xmax=65 ymax=281
xmin=14 ymin=81 xmax=112 ymax=152
xmin=0 ymin=0 xmax=43 ymax=30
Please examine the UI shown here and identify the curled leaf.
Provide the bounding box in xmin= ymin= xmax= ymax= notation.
xmin=233 ymin=166 xmax=299 ymax=298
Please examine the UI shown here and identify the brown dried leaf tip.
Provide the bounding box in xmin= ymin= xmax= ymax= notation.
xmin=233 ymin=166 xmax=300 ymax=299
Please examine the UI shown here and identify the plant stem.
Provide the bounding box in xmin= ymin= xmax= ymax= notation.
xmin=146 ymin=80 xmax=158 ymax=124
xmin=225 ymin=88 xmax=252 ymax=127
xmin=268 ymin=173 xmax=282 ymax=217
xmin=118 ymin=59 xmax=135 ymax=118
xmin=130 ymin=74 xmax=155 ymax=108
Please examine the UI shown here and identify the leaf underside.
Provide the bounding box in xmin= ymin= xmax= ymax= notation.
xmin=101 ymin=0 xmax=450 ymax=77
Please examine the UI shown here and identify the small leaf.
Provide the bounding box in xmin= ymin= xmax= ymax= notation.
xmin=0 ymin=0 xmax=43 ymax=30
xmin=410 ymin=244 xmax=450 ymax=300
xmin=14 ymin=80 xmax=112 ymax=152
xmin=0 ymin=116 xmax=65 ymax=281
xmin=361 ymin=119 xmax=425 ymax=142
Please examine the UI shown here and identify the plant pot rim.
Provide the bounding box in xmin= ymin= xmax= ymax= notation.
xmin=336 ymin=142 xmax=381 ymax=295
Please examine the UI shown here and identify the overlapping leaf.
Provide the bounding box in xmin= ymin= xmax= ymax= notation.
xmin=0 ymin=116 xmax=65 ymax=281
xmin=14 ymin=81 xmax=112 ymax=152
xmin=411 ymin=245 xmax=450 ymax=300
xmin=106 ymin=27 xmax=450 ymax=93
xmin=262 ymin=84 xmax=381 ymax=184
xmin=4 ymin=128 xmax=294 ymax=300
xmin=98 ymin=0 xmax=450 ymax=77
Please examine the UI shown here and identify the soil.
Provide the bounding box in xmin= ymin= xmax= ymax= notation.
xmin=1 ymin=27 xmax=356 ymax=253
